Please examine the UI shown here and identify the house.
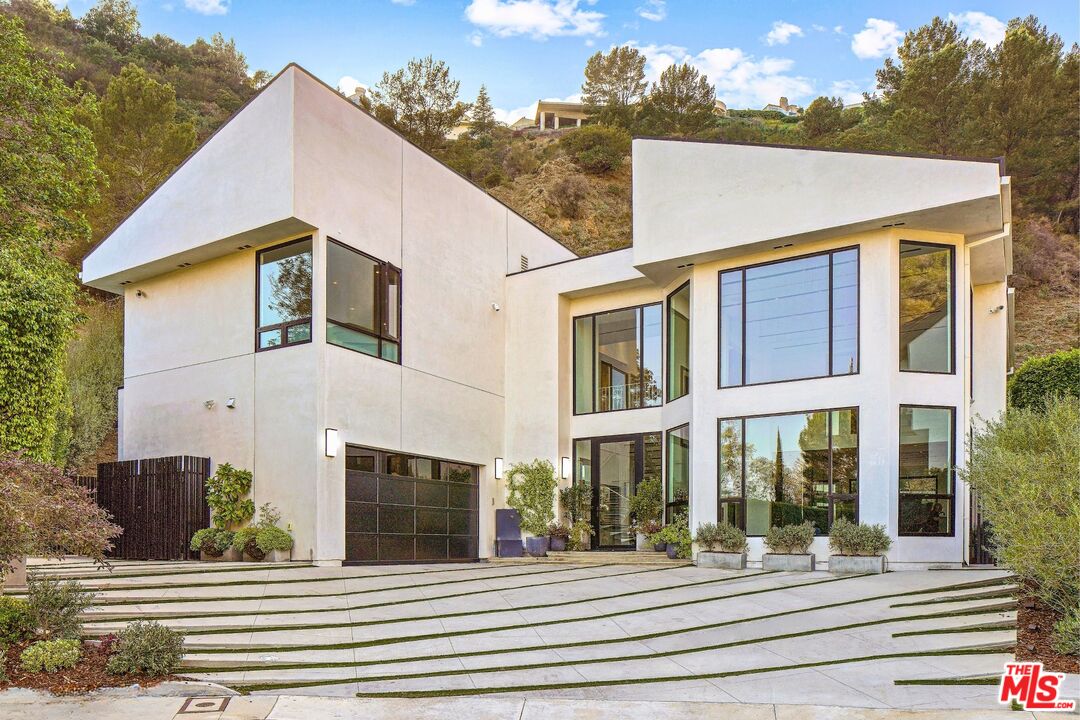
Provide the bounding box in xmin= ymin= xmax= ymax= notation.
xmin=509 ymin=116 xmax=535 ymax=131
xmin=535 ymin=99 xmax=591 ymax=129
xmin=82 ymin=65 xmax=1013 ymax=568
xmin=762 ymin=96 xmax=802 ymax=116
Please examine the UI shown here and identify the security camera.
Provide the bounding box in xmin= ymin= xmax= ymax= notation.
xmin=491 ymin=302 xmax=501 ymax=312
xmin=225 ymin=397 xmax=236 ymax=409
xmin=989 ymin=305 xmax=1005 ymax=314
xmin=136 ymin=289 xmax=147 ymax=298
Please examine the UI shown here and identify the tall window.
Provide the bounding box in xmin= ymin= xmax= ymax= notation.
xmin=899 ymin=405 xmax=955 ymax=536
xmin=327 ymin=238 xmax=401 ymax=363
xmin=667 ymin=282 xmax=690 ymax=401
xmin=256 ymin=237 xmax=312 ymax=350
xmin=718 ymin=408 xmax=858 ymax=536
xmin=666 ymin=424 xmax=690 ymax=516
xmin=719 ymin=247 xmax=858 ymax=387
xmin=900 ymin=241 xmax=954 ymax=373
xmin=573 ymin=303 xmax=662 ymax=414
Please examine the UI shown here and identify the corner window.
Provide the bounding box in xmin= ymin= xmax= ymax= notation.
xmin=719 ymin=247 xmax=858 ymax=387
xmin=667 ymin=282 xmax=690 ymax=401
xmin=899 ymin=405 xmax=955 ymax=536
xmin=900 ymin=241 xmax=954 ymax=373
xmin=256 ymin=237 xmax=313 ymax=350
xmin=327 ymin=238 xmax=401 ymax=363
xmin=665 ymin=424 xmax=690 ymax=516
xmin=573 ymin=303 xmax=662 ymax=414
xmin=718 ymin=408 xmax=858 ymax=536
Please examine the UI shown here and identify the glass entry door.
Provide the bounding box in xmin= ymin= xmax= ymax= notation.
xmin=573 ymin=433 xmax=661 ymax=550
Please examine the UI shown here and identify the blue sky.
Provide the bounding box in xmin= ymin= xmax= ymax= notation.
xmin=58 ymin=0 xmax=1079 ymax=123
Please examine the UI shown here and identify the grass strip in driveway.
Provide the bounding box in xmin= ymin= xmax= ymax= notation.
xmin=889 ymin=587 xmax=1017 ymax=607
xmin=28 ymin=564 xmax=315 ymax=582
xmin=892 ymin=620 xmax=1016 ymax=637
xmin=894 ymin=676 xmax=1000 ymax=685
xmin=85 ymin=563 xmax=689 ymax=622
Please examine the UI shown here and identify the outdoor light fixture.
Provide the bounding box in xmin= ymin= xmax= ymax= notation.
xmin=494 ymin=457 xmax=504 ymax=480
xmin=324 ymin=428 xmax=339 ymax=458
xmin=561 ymin=456 xmax=570 ymax=480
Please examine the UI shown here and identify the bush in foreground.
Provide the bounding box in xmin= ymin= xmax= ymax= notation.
xmin=1008 ymin=349 xmax=1080 ymax=410
xmin=0 ymin=596 xmax=34 ymax=645
xmin=26 ymin=576 xmax=95 ymax=640
xmin=189 ymin=527 xmax=234 ymax=557
xmin=694 ymin=522 xmax=748 ymax=553
xmin=106 ymin=620 xmax=185 ymax=676
xmin=20 ymin=639 xmax=80 ymax=673
xmin=828 ymin=518 xmax=892 ymax=556
xmin=764 ymin=522 xmax=815 ymax=554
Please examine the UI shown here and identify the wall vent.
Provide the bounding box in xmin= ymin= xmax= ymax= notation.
xmin=520 ymin=254 xmax=529 ymax=271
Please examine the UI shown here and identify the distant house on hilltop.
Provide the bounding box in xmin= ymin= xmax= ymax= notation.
xmin=762 ymin=96 xmax=802 ymax=116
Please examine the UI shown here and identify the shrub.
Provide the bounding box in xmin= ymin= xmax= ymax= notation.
xmin=255 ymin=526 xmax=293 ymax=554
xmin=1052 ymin=606 xmax=1080 ymax=657
xmin=1008 ymin=349 xmax=1080 ymax=410
xmin=959 ymin=396 xmax=1080 ymax=643
xmin=232 ymin=526 xmax=262 ymax=560
xmin=629 ymin=476 xmax=663 ymax=530
xmin=505 ymin=459 xmax=558 ymax=537
xmin=189 ymin=527 xmax=233 ymax=557
xmin=106 ymin=620 xmax=184 ymax=676
xmin=559 ymin=482 xmax=593 ymax=550
xmin=547 ymin=522 xmax=570 ymax=539
xmin=205 ymin=463 xmax=255 ymax=529
xmin=0 ymin=596 xmax=34 ymax=645
xmin=652 ymin=512 xmax=692 ymax=558
xmin=559 ymin=125 xmax=631 ymax=173
xmin=26 ymin=576 xmax=95 ymax=640
xmin=550 ymin=175 xmax=588 ymax=218
xmin=828 ymin=518 xmax=891 ymax=556
xmin=20 ymin=638 xmax=80 ymax=673
xmin=764 ymin=522 xmax=815 ymax=554
xmin=695 ymin=522 xmax=747 ymax=553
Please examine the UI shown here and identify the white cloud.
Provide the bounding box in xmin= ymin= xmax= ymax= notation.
xmin=493 ymin=92 xmax=582 ymax=125
xmin=468 ymin=31 xmax=484 ymax=46
xmin=764 ymin=21 xmax=803 ymax=46
xmin=464 ymin=0 xmax=605 ymax=40
xmin=851 ymin=18 xmax=903 ymax=59
xmin=948 ymin=11 xmax=1006 ymax=46
xmin=636 ymin=0 xmax=666 ymax=22
xmin=337 ymin=76 xmax=367 ymax=96
xmin=391 ymin=0 xmax=417 ymax=5
xmin=828 ymin=80 xmax=872 ymax=105
xmin=184 ymin=0 xmax=228 ymax=15
xmin=833 ymin=25 xmax=844 ymax=34
xmin=811 ymin=24 xmax=826 ymax=32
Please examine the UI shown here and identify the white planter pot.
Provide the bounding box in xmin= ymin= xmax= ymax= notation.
xmin=635 ymin=533 xmax=650 ymax=551
xmin=2 ymin=557 xmax=27 ymax=589
xmin=203 ymin=547 xmax=242 ymax=562
xmin=762 ymin=553 xmax=816 ymax=572
xmin=696 ymin=551 xmax=747 ymax=570
xmin=829 ymin=555 xmax=886 ymax=574
xmin=265 ymin=548 xmax=292 ymax=563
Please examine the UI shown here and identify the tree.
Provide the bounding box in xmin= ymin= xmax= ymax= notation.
xmin=468 ymin=84 xmax=497 ymax=138
xmin=800 ymin=96 xmax=849 ymax=142
xmin=1008 ymin=349 xmax=1080 ymax=410
xmin=639 ymin=63 xmax=716 ymax=136
xmin=372 ymin=55 xmax=469 ymax=151
xmin=64 ymin=299 xmax=123 ymax=472
xmin=80 ymin=0 xmax=140 ymax=54
xmin=581 ymin=46 xmax=647 ymax=128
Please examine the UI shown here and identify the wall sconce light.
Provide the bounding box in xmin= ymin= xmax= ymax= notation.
xmin=324 ymin=428 xmax=339 ymax=458
xmin=494 ymin=457 xmax=504 ymax=480
xmin=561 ymin=457 xmax=570 ymax=480
xmin=225 ymin=397 xmax=236 ymax=409
xmin=203 ymin=399 xmax=215 ymax=410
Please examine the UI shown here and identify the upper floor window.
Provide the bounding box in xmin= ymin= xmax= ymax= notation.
xmin=574 ymin=303 xmax=662 ymax=414
xmin=899 ymin=405 xmax=955 ymax=536
xmin=720 ymin=247 xmax=858 ymax=387
xmin=327 ymin=239 xmax=401 ymax=363
xmin=667 ymin=282 xmax=690 ymax=401
xmin=256 ymin=237 xmax=312 ymax=351
xmin=900 ymin=241 xmax=954 ymax=373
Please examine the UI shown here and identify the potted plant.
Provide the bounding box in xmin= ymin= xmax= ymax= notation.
xmin=640 ymin=519 xmax=663 ymax=551
xmin=694 ymin=522 xmax=748 ymax=569
xmin=827 ymin=518 xmax=891 ymax=573
xmin=233 ymin=504 xmax=294 ymax=562
xmin=189 ymin=527 xmax=237 ymax=562
xmin=628 ymin=476 xmax=662 ymax=551
xmin=205 ymin=463 xmax=255 ymax=530
xmin=653 ymin=511 xmax=691 ymax=559
xmin=547 ymin=523 xmax=570 ymax=552
xmin=763 ymin=522 xmax=816 ymax=571
xmin=559 ymin=483 xmax=593 ymax=550
xmin=506 ymin=459 xmax=558 ymax=556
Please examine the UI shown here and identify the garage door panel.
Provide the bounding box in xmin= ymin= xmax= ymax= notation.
xmin=379 ymin=476 xmax=415 ymax=505
xmin=449 ymin=484 xmax=476 ymax=509
xmin=416 ymin=480 xmax=448 ymax=508
xmin=416 ymin=535 xmax=448 ymax=560
xmin=346 ymin=501 xmax=378 ymax=533
xmin=449 ymin=536 xmax=477 ymax=559
xmin=378 ymin=505 xmax=414 ymax=534
xmin=346 ymin=472 xmax=377 ymax=502
xmin=417 ymin=508 xmax=448 ymax=535
xmin=346 ymin=533 xmax=377 ymax=562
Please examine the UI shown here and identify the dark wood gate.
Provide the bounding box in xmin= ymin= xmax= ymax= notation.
xmin=77 ymin=456 xmax=211 ymax=560
xmin=968 ymin=489 xmax=995 ymax=566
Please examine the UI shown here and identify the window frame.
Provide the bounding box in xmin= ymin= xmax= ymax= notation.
xmin=898 ymin=240 xmax=956 ymax=375
xmin=572 ymin=301 xmax=663 ymax=416
xmin=255 ymin=236 xmax=313 ymax=353
xmin=326 ymin=237 xmax=402 ymax=365
xmin=898 ymin=404 xmax=956 ymax=537
xmin=665 ymin=423 xmax=690 ymax=518
xmin=666 ymin=281 xmax=691 ymax=402
xmin=717 ymin=245 xmax=860 ymax=389
xmin=716 ymin=406 xmax=860 ymax=536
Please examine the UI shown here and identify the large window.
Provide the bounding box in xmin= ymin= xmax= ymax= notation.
xmin=256 ymin=237 xmax=312 ymax=350
xmin=719 ymin=247 xmax=858 ymax=387
xmin=327 ymin=238 xmax=401 ymax=363
xmin=667 ymin=282 xmax=690 ymax=401
xmin=718 ymin=408 xmax=858 ymax=536
xmin=900 ymin=241 xmax=954 ymax=373
xmin=573 ymin=303 xmax=662 ymax=414
xmin=666 ymin=424 xmax=690 ymax=516
xmin=899 ymin=405 xmax=955 ymax=536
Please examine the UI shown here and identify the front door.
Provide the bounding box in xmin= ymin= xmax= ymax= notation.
xmin=592 ymin=435 xmax=643 ymax=549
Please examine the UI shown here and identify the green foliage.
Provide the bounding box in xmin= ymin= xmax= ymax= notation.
xmin=581 ymin=46 xmax=647 ymax=129
xmin=639 ymin=63 xmax=717 ymax=136
xmin=695 ymin=522 xmax=747 ymax=553
xmin=650 ymin=512 xmax=691 ymax=558
xmin=827 ymin=518 xmax=892 ymax=556
xmin=764 ymin=522 xmax=815 ymax=554
xmin=205 ymin=463 xmax=254 ymax=529
xmin=189 ymin=527 xmax=233 ymax=557
xmin=372 ymin=55 xmax=468 ymax=151
xmin=64 ymin=299 xmax=123 ymax=471
xmin=800 ymin=96 xmax=860 ymax=142
xmin=105 ymin=619 xmax=184 ymax=676
xmin=256 ymin=525 xmax=293 ymax=554
xmin=959 ymin=396 xmax=1080 ymax=634
xmin=0 ymin=597 xmax=34 ymax=646
xmin=559 ymin=482 xmax=593 ymax=550
xmin=1008 ymin=349 xmax=1080 ymax=409
xmin=505 ymin=459 xmax=558 ymax=536
xmin=26 ymin=575 xmax=96 ymax=640
xmin=20 ymin=638 xmax=80 ymax=673
xmin=1052 ymin=606 xmax=1080 ymax=656
xmin=628 ymin=476 xmax=662 ymax=529
xmin=81 ymin=0 xmax=140 ymax=54
xmin=231 ymin=526 xmax=262 ymax=560
xmin=546 ymin=522 xmax=570 ymax=539
xmin=468 ymin=84 xmax=497 ymax=138
xmin=559 ymin=125 xmax=631 ymax=174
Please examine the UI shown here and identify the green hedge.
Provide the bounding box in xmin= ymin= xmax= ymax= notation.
xmin=1008 ymin=349 xmax=1080 ymax=410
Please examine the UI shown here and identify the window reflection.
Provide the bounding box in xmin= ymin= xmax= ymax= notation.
xmin=256 ymin=238 xmax=312 ymax=350
xmin=667 ymin=283 xmax=690 ymax=400
xmin=900 ymin=242 xmax=953 ymax=373
xmin=899 ymin=406 xmax=954 ymax=535
xmin=574 ymin=304 xmax=663 ymax=414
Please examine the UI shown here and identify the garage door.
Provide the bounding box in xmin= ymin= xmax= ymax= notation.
xmin=345 ymin=445 xmax=479 ymax=563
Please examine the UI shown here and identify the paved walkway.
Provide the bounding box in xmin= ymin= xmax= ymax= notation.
xmin=18 ymin=559 xmax=1038 ymax=711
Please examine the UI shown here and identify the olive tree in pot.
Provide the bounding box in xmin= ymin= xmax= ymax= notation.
xmin=694 ymin=522 xmax=748 ymax=569
xmin=559 ymin=482 xmax=593 ymax=550
xmin=506 ymin=459 xmax=558 ymax=556
xmin=827 ymin=518 xmax=891 ymax=573
xmin=628 ymin=476 xmax=662 ymax=551
xmin=233 ymin=503 xmax=294 ymax=562
xmin=763 ymin=522 xmax=816 ymax=571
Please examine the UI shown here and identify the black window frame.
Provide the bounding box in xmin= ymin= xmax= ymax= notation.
xmin=326 ymin=237 xmax=402 ymax=365
xmin=898 ymin=240 xmax=956 ymax=375
xmin=665 ymin=423 xmax=690 ymax=518
xmin=716 ymin=406 xmax=860 ymax=536
xmin=898 ymin=404 xmax=956 ymax=537
xmin=717 ymin=245 xmax=860 ymax=389
xmin=255 ymin=236 xmax=313 ymax=353
xmin=666 ymin=281 xmax=691 ymax=402
xmin=572 ymin=301 xmax=663 ymax=415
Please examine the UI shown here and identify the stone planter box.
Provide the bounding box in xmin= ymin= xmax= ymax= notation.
xmin=525 ymin=536 xmax=549 ymax=557
xmin=696 ymin=551 xmax=747 ymax=570
xmin=242 ymin=551 xmax=267 ymax=562
xmin=202 ymin=547 xmax=242 ymax=563
xmin=762 ymin=553 xmax=815 ymax=571
xmin=829 ymin=554 xmax=886 ymax=574
xmin=653 ymin=542 xmax=667 ymax=553
xmin=548 ymin=536 xmax=568 ymax=552
xmin=264 ymin=548 xmax=292 ymax=563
